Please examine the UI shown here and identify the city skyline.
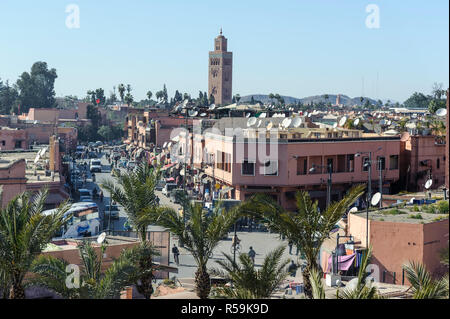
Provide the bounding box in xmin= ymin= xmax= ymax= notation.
xmin=0 ymin=0 xmax=448 ymax=103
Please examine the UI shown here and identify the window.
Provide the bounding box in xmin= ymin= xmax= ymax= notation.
xmin=217 ymin=151 xmax=231 ymax=172
xmin=264 ymin=160 xmax=278 ymax=176
xmin=362 ymin=157 xmax=370 ymax=171
xmin=377 ymin=156 xmax=386 ymax=170
xmin=437 ymin=158 xmax=440 ymax=169
xmin=347 ymin=154 xmax=355 ymax=172
xmin=242 ymin=159 xmax=255 ymax=176
xmin=389 ymin=155 xmax=399 ymax=170
xmin=1 ymin=141 xmax=5 ymax=146
xmin=297 ymin=157 xmax=307 ymax=175
xmin=327 ymin=158 xmax=334 ymax=173
xmin=15 ymin=141 xmax=22 ymax=149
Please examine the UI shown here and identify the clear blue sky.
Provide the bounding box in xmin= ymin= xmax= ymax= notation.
xmin=0 ymin=0 xmax=448 ymax=103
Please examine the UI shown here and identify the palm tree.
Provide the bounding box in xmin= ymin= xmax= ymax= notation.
xmin=154 ymin=202 xmax=240 ymax=299
xmin=0 ymin=189 xmax=70 ymax=299
xmin=29 ymin=240 xmax=145 ymax=299
xmin=210 ymin=246 xmax=290 ymax=299
xmin=239 ymin=185 xmax=365 ymax=298
xmin=403 ymin=262 xmax=449 ymax=299
xmin=118 ymin=84 xmax=125 ymax=102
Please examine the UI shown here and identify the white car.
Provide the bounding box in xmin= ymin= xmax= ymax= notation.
xmin=90 ymin=159 xmax=102 ymax=173
xmin=78 ymin=189 xmax=93 ymax=202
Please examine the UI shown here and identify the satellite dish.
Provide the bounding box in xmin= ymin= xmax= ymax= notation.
xmin=138 ymin=121 xmax=144 ymax=127
xmin=374 ymin=125 xmax=382 ymax=134
xmin=34 ymin=154 xmax=40 ymax=164
xmin=97 ymin=232 xmax=107 ymax=244
xmin=339 ymin=116 xmax=347 ymax=127
xmin=33 ymin=120 xmax=38 ymax=125
xmin=425 ymin=179 xmax=433 ymax=190
xmin=304 ymin=111 xmax=308 ymax=117
xmin=183 ymin=99 xmax=189 ymax=107
xmin=209 ymin=104 xmax=216 ymax=110
xmin=371 ymin=192 xmax=382 ymax=206
xmin=409 ymin=197 xmax=416 ymax=204
xmin=266 ymin=122 xmax=273 ymax=130
xmin=180 ymin=170 xmax=185 ymax=176
xmin=167 ymin=142 xmax=172 ymax=148
xmin=282 ymin=118 xmax=292 ymax=128
xmin=246 ymin=113 xmax=251 ymax=118
xmin=163 ymin=142 xmax=168 ymax=148
xmin=188 ymin=110 xmax=198 ymax=117
xmin=349 ymin=207 xmax=358 ymax=213
xmin=247 ymin=117 xmax=257 ymax=127
xmin=292 ymin=117 xmax=302 ymax=128
xmin=436 ymin=108 xmax=447 ymax=117
xmin=333 ymin=122 xmax=338 ymax=129
xmin=200 ymin=112 xmax=207 ymax=117
xmin=172 ymin=135 xmax=180 ymax=142
xmin=260 ymin=113 xmax=267 ymax=118
xmin=354 ymin=118 xmax=360 ymax=126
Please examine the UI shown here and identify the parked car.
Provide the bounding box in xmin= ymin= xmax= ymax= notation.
xmin=78 ymin=188 xmax=92 ymax=201
xmin=156 ymin=180 xmax=166 ymax=191
xmin=127 ymin=161 xmax=137 ymax=170
xmin=90 ymin=159 xmax=102 ymax=173
xmin=162 ymin=183 xmax=177 ymax=197
xmin=104 ymin=204 xmax=120 ymax=220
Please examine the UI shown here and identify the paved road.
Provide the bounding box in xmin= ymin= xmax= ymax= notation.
xmin=72 ymin=152 xmax=305 ymax=280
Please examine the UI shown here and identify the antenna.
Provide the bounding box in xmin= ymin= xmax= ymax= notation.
xmin=97 ymin=232 xmax=107 ymax=244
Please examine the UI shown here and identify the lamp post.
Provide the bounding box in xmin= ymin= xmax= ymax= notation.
xmin=355 ymin=147 xmax=381 ymax=247
xmin=309 ymin=163 xmax=333 ymax=208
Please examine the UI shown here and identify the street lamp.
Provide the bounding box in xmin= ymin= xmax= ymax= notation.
xmin=309 ymin=163 xmax=333 ymax=208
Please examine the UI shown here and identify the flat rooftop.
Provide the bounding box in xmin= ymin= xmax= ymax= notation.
xmin=45 ymin=236 xmax=139 ymax=252
xmin=353 ymin=207 xmax=448 ymax=224
xmin=0 ymin=149 xmax=60 ymax=183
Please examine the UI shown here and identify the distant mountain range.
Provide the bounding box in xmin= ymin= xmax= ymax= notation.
xmin=239 ymin=94 xmax=396 ymax=106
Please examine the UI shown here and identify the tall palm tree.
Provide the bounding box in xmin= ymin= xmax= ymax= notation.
xmin=153 ymin=202 xmax=240 ymax=299
xmin=29 ymin=240 xmax=145 ymax=299
xmin=403 ymin=261 xmax=449 ymax=299
xmin=102 ymin=163 xmax=169 ymax=299
xmin=239 ymin=184 xmax=365 ymax=298
xmin=118 ymin=84 xmax=125 ymax=102
xmin=0 ymin=189 xmax=70 ymax=299
xmin=210 ymin=246 xmax=290 ymax=299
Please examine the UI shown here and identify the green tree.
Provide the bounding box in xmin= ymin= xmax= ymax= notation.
xmin=29 ymin=240 xmax=150 ymax=299
xmin=124 ymin=93 xmax=134 ymax=107
xmin=86 ymin=104 xmax=101 ymax=128
xmin=209 ymin=94 xmax=215 ymax=106
xmin=403 ymin=92 xmax=432 ymax=109
xmin=239 ymin=185 xmax=365 ymax=298
xmin=118 ymin=84 xmax=125 ymax=102
xmin=211 ymin=246 xmax=289 ymax=299
xmin=146 ymin=90 xmax=153 ymax=102
xmin=403 ymin=262 xmax=449 ymax=299
xmin=154 ymin=202 xmax=240 ymax=299
xmin=0 ymin=79 xmax=19 ymax=114
xmin=0 ymin=189 xmax=69 ymax=299
xmin=428 ymin=99 xmax=446 ymax=114
xmin=16 ymin=61 xmax=58 ymax=112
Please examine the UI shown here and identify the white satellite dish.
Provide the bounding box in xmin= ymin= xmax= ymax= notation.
xmin=282 ymin=118 xmax=292 ymax=128
xmin=409 ymin=197 xmax=415 ymax=204
xmin=339 ymin=116 xmax=347 ymax=127
xmin=260 ymin=113 xmax=267 ymax=118
xmin=97 ymin=232 xmax=107 ymax=244
xmin=39 ymin=147 xmax=47 ymax=157
xmin=172 ymin=135 xmax=180 ymax=142
xmin=33 ymin=120 xmax=38 ymax=125
xmin=246 ymin=113 xmax=251 ymax=118
xmin=371 ymin=192 xmax=382 ymax=206
xmin=354 ymin=118 xmax=360 ymax=126
xmin=292 ymin=117 xmax=302 ymax=128
xmin=436 ymin=108 xmax=447 ymax=117
xmin=34 ymin=154 xmax=40 ymax=164
xmin=183 ymin=99 xmax=189 ymax=107
xmin=163 ymin=142 xmax=168 ymax=148
xmin=304 ymin=111 xmax=308 ymax=117
xmin=247 ymin=117 xmax=257 ymax=127
xmin=188 ymin=110 xmax=198 ymax=117
xmin=333 ymin=122 xmax=338 ymax=129
xmin=209 ymin=104 xmax=216 ymax=110
xmin=256 ymin=119 xmax=262 ymax=128
xmin=425 ymin=179 xmax=433 ymax=190
xmin=349 ymin=207 xmax=358 ymax=213
xmin=266 ymin=122 xmax=273 ymax=130
xmin=200 ymin=112 xmax=207 ymax=117
xmin=167 ymin=142 xmax=172 ymax=148
xmin=138 ymin=121 xmax=144 ymax=127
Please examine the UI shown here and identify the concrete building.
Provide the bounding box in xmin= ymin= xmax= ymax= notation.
xmin=400 ymin=132 xmax=447 ymax=191
xmin=348 ymin=209 xmax=449 ymax=285
xmin=0 ymin=127 xmax=28 ymax=150
xmin=208 ymin=30 xmax=233 ymax=106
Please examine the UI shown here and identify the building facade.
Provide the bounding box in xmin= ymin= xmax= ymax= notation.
xmin=208 ymin=30 xmax=233 ymax=106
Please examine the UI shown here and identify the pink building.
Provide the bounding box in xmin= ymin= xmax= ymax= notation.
xmin=184 ymin=123 xmax=401 ymax=210
xmin=0 ymin=127 xmax=28 ymax=150
xmin=348 ymin=211 xmax=449 ymax=284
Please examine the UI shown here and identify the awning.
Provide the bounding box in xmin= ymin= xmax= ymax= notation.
xmin=327 ymin=254 xmax=356 ymax=272
xmin=166 ymin=177 xmax=175 ymax=182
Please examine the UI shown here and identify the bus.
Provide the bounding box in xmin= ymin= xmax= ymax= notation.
xmin=44 ymin=202 xmax=100 ymax=239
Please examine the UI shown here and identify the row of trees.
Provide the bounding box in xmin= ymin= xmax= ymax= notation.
xmin=1 ymin=163 xmax=448 ymax=299
xmin=0 ymin=61 xmax=58 ymax=114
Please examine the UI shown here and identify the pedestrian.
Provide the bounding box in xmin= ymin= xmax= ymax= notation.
xmin=92 ymin=173 xmax=96 ymax=182
xmin=248 ymin=246 xmax=256 ymax=264
xmin=288 ymin=240 xmax=293 ymax=255
xmin=99 ymin=190 xmax=104 ymax=202
xmin=172 ymin=244 xmax=180 ymax=266
xmin=288 ymin=261 xmax=298 ymax=277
